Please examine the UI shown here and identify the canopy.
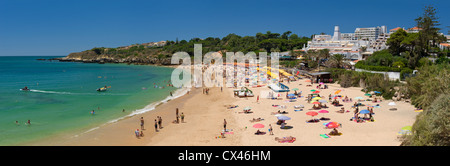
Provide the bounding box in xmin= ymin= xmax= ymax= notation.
xmin=359 ymin=109 xmax=370 ymax=114
xmin=253 ymin=123 xmax=265 ymax=128
xmin=318 ymin=99 xmax=328 ymax=103
xmin=326 ymin=122 xmax=340 ymax=129
xmin=277 ymin=115 xmax=291 ymax=121
xmin=306 ymin=111 xmax=318 ymax=116
xmin=318 ymin=110 xmax=329 ymax=113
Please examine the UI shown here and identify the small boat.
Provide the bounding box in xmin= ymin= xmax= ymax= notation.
xmin=97 ymin=87 xmax=107 ymax=92
xmin=20 ymin=87 xmax=30 ymax=91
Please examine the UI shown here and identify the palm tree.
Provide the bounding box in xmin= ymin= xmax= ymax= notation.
xmin=327 ymin=54 xmax=344 ymax=68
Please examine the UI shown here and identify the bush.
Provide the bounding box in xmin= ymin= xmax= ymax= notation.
xmin=402 ymin=94 xmax=450 ymax=146
xmin=400 ymin=68 xmax=413 ymax=80
xmin=355 ymin=61 xmax=402 ymax=72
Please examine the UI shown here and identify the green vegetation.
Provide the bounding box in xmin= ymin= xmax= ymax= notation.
xmin=401 ymin=64 xmax=450 ymax=146
xmin=386 ymin=5 xmax=447 ymax=69
xmin=325 ymin=68 xmax=398 ymax=99
xmin=163 ymin=31 xmax=310 ymax=56
xmin=72 ymin=31 xmax=310 ymax=63
xmin=354 ymin=5 xmax=448 ymax=80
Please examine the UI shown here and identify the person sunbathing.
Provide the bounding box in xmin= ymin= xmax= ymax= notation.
xmin=320 ymin=104 xmax=328 ymax=108
xmin=239 ymin=109 xmax=252 ymax=114
xmin=319 ymin=117 xmax=330 ymax=121
xmin=226 ymin=105 xmax=238 ymax=109
xmin=271 ymin=110 xmax=288 ymax=115
xmin=329 ymin=128 xmax=340 ymax=136
xmin=336 ymin=107 xmax=345 ymax=113
xmin=255 ymin=129 xmax=266 ymax=135
xmin=275 ymin=136 xmax=295 ymax=143
xmin=312 ymin=105 xmax=322 ymax=110
xmin=249 ymin=118 xmax=263 ymax=122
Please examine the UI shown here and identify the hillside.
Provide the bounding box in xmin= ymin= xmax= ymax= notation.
xmin=54 ymin=31 xmax=310 ymax=65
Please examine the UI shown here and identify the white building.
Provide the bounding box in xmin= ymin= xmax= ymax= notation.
xmin=367 ymin=33 xmax=390 ymax=52
xmin=354 ymin=26 xmax=386 ymax=41
xmin=305 ymin=26 xmax=371 ymax=60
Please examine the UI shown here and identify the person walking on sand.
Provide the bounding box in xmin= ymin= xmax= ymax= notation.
xmin=154 ymin=119 xmax=158 ymax=132
xmin=176 ymin=108 xmax=179 ymax=123
xmin=257 ymin=95 xmax=259 ymax=103
xmin=158 ymin=116 xmax=162 ymax=129
xmin=223 ymin=119 xmax=227 ymax=131
xmin=269 ymin=124 xmax=274 ymax=135
xmin=140 ymin=117 xmax=145 ymax=130
xmin=180 ymin=112 xmax=185 ymax=123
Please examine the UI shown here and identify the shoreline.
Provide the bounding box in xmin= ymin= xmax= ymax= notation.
xmin=23 ymin=86 xmax=192 ymax=146
xmin=24 ymin=79 xmax=418 ymax=146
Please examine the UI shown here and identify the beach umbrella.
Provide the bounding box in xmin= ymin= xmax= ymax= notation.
xmin=359 ymin=109 xmax=370 ymax=114
xmin=319 ymin=82 xmax=324 ymax=85
xmin=318 ymin=99 xmax=328 ymax=103
xmin=287 ymin=93 xmax=295 ymax=97
xmin=364 ymin=93 xmax=372 ymax=96
xmin=253 ymin=123 xmax=265 ymax=128
xmin=374 ymin=91 xmax=381 ymax=94
xmin=292 ymin=88 xmax=299 ymax=91
xmin=306 ymin=111 xmax=318 ymax=117
xmin=310 ymin=89 xmax=316 ymax=92
xmin=312 ymin=97 xmax=322 ymax=100
xmin=354 ymin=97 xmax=364 ymax=100
xmin=318 ymin=110 xmax=329 ymax=113
xmin=326 ymin=122 xmax=340 ymax=129
xmin=305 ymin=80 xmax=311 ymax=82
xmin=334 ymin=90 xmax=341 ymax=95
xmin=277 ymin=115 xmax=291 ymax=121
xmin=388 ymin=102 xmax=396 ymax=106
xmin=311 ymin=101 xmax=321 ymax=105
xmin=313 ymin=91 xmax=320 ymax=94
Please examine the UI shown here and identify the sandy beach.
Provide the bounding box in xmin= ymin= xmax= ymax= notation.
xmin=28 ymin=74 xmax=419 ymax=146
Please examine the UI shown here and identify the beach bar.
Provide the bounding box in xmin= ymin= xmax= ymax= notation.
xmin=308 ymin=72 xmax=331 ymax=83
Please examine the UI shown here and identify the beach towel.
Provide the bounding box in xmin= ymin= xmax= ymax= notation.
xmin=294 ymin=109 xmax=303 ymax=112
xmin=414 ymin=109 xmax=423 ymax=112
xmin=320 ymin=134 xmax=330 ymax=138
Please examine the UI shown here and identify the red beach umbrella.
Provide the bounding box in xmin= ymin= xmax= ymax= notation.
xmin=253 ymin=123 xmax=265 ymax=128
xmin=313 ymin=91 xmax=320 ymax=94
xmin=312 ymin=101 xmax=321 ymax=105
xmin=306 ymin=111 xmax=318 ymax=117
xmin=326 ymin=122 xmax=340 ymax=129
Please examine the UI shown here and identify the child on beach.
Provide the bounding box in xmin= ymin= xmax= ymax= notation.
xmin=135 ymin=129 xmax=140 ymax=138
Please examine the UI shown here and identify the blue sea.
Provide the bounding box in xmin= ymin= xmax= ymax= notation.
xmin=0 ymin=56 xmax=182 ymax=145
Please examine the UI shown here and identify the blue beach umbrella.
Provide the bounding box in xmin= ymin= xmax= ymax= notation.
xmin=374 ymin=91 xmax=381 ymax=94
xmin=277 ymin=115 xmax=291 ymax=121
xmin=359 ymin=110 xmax=370 ymax=114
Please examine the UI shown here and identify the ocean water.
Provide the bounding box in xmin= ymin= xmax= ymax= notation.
xmin=0 ymin=56 xmax=182 ymax=145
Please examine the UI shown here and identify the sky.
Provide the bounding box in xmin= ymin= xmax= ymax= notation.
xmin=0 ymin=0 xmax=449 ymax=56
